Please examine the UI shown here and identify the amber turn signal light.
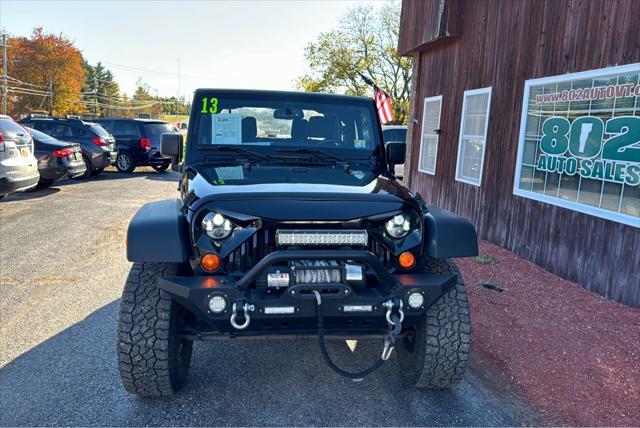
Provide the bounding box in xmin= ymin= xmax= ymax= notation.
xmin=201 ymin=253 xmax=221 ymax=272
xmin=398 ymin=251 xmax=415 ymax=269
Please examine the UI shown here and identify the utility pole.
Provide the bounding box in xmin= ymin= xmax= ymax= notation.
xmin=48 ymin=78 xmax=53 ymax=115
xmin=93 ymin=75 xmax=98 ymax=117
xmin=177 ymin=57 xmax=181 ymax=117
xmin=1 ymin=32 xmax=8 ymax=115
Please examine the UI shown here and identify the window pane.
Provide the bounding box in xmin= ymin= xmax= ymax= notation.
xmin=457 ymin=89 xmax=490 ymax=185
xmin=459 ymin=137 xmax=484 ymax=182
xmin=462 ymin=92 xmax=489 ymax=136
xmin=419 ymin=97 xmax=442 ymax=174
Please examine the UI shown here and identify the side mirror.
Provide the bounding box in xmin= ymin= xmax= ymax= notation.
xmin=386 ymin=141 xmax=406 ymax=165
xmin=160 ymin=133 xmax=183 ymax=164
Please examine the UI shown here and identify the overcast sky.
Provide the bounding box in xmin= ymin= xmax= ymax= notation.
xmin=0 ymin=0 xmax=384 ymax=98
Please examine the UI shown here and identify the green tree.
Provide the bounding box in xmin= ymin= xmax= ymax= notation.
xmin=132 ymin=78 xmax=162 ymax=118
xmin=82 ymin=61 xmax=121 ymax=117
xmin=297 ymin=3 xmax=412 ymax=124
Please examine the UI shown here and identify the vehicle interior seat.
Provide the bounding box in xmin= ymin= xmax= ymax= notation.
xmin=291 ymin=118 xmax=308 ymax=142
xmin=241 ymin=117 xmax=257 ymax=142
xmin=307 ymin=116 xmax=339 ymax=144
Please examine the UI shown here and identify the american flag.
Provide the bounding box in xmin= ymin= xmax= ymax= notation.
xmin=374 ymin=86 xmax=394 ymax=124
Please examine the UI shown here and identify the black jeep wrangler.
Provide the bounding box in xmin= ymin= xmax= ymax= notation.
xmin=118 ymin=89 xmax=478 ymax=397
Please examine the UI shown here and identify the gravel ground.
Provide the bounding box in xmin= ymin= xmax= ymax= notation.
xmin=459 ymin=242 xmax=640 ymax=426
xmin=0 ymin=170 xmax=537 ymax=426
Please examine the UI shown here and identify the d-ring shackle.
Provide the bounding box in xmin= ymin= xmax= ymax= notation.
xmin=230 ymin=302 xmax=254 ymax=330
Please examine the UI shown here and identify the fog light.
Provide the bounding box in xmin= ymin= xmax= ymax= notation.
xmin=407 ymin=292 xmax=424 ymax=309
xmin=398 ymin=251 xmax=415 ymax=269
xmin=201 ymin=253 xmax=221 ymax=272
xmin=208 ymin=295 xmax=227 ymax=313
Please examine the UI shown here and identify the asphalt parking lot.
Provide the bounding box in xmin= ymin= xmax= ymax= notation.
xmin=0 ymin=170 xmax=536 ymax=426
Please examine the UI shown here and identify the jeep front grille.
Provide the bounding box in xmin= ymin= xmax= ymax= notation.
xmin=226 ymin=228 xmax=394 ymax=275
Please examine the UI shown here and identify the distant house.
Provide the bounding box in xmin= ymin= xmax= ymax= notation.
xmin=397 ymin=0 xmax=639 ymax=307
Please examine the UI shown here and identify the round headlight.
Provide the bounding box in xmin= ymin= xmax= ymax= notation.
xmin=202 ymin=212 xmax=234 ymax=240
xmin=384 ymin=214 xmax=411 ymax=239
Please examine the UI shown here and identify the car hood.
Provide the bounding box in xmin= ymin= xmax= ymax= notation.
xmin=186 ymin=170 xmax=415 ymax=221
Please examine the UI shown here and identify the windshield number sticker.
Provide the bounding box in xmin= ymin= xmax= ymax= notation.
xmin=200 ymin=97 xmax=219 ymax=114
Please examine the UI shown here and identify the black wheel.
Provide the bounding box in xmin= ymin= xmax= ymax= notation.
xmin=115 ymin=152 xmax=135 ymax=173
xmin=151 ymin=164 xmax=169 ymax=173
xmin=90 ymin=167 xmax=104 ymax=176
xmin=75 ymin=155 xmax=92 ymax=179
xmin=117 ymin=262 xmax=193 ymax=397
xmin=396 ymin=257 xmax=471 ymax=389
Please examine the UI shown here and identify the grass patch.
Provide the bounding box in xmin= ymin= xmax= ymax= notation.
xmin=474 ymin=255 xmax=498 ymax=265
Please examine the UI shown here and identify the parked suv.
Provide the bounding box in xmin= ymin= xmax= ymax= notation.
xmin=0 ymin=115 xmax=39 ymax=198
xmin=93 ymin=118 xmax=176 ymax=173
xmin=19 ymin=115 xmax=115 ymax=178
xmin=118 ymin=89 xmax=478 ymax=397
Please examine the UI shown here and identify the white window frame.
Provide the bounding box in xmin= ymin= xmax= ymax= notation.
xmin=455 ymin=87 xmax=493 ymax=186
xmin=417 ymin=95 xmax=443 ymax=175
xmin=512 ymin=63 xmax=640 ymax=228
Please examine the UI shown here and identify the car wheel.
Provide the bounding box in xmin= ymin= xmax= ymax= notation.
xmin=151 ymin=164 xmax=169 ymax=173
xmin=395 ymin=257 xmax=471 ymax=389
xmin=91 ymin=167 xmax=104 ymax=176
xmin=75 ymin=155 xmax=92 ymax=179
xmin=117 ymin=262 xmax=193 ymax=397
xmin=115 ymin=152 xmax=135 ymax=173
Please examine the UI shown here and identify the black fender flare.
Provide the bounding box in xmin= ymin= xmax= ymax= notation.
xmin=423 ymin=207 xmax=478 ymax=258
xmin=126 ymin=199 xmax=191 ymax=263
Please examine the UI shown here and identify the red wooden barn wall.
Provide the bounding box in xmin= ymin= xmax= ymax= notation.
xmin=398 ymin=0 xmax=640 ymax=307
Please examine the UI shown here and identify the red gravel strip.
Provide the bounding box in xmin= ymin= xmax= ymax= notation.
xmin=457 ymin=240 xmax=640 ymax=427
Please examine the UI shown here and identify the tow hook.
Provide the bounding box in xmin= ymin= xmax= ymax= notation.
xmin=381 ymin=299 xmax=404 ymax=361
xmin=230 ymin=302 xmax=255 ymax=330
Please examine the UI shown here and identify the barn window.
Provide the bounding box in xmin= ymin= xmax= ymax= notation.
xmin=418 ymin=95 xmax=443 ymax=174
xmin=455 ymin=87 xmax=492 ymax=186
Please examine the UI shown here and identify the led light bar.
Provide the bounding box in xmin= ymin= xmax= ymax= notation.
xmin=276 ymin=229 xmax=368 ymax=246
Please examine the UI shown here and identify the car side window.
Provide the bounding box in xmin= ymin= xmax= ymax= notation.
xmin=113 ymin=121 xmax=140 ymax=137
xmin=99 ymin=121 xmax=114 ymax=134
xmin=70 ymin=126 xmax=87 ymax=137
xmin=32 ymin=122 xmax=53 ymax=134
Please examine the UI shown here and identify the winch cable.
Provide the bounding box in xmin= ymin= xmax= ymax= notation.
xmin=312 ymin=290 xmax=402 ymax=382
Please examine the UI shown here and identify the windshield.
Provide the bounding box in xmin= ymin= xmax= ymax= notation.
xmin=26 ymin=126 xmax=56 ymax=142
xmin=192 ymin=93 xmax=380 ymax=154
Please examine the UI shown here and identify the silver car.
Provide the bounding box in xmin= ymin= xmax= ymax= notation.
xmin=0 ymin=115 xmax=39 ymax=198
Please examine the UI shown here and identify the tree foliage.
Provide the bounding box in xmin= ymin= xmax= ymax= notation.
xmin=297 ymin=3 xmax=412 ymax=124
xmin=82 ymin=61 xmax=120 ymax=117
xmin=8 ymin=28 xmax=85 ymax=116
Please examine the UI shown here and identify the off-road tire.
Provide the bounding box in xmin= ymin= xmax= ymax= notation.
xmin=117 ymin=262 xmax=193 ymax=397
xmin=396 ymin=257 xmax=471 ymax=389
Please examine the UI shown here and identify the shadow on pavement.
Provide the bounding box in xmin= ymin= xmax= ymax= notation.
xmin=0 ymin=301 xmax=521 ymax=427
xmin=0 ymin=187 xmax=61 ymax=202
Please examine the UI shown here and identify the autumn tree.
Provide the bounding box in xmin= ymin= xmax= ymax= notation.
xmin=7 ymin=28 xmax=85 ymax=116
xmin=297 ymin=3 xmax=411 ymax=124
xmin=132 ymin=78 xmax=163 ymax=118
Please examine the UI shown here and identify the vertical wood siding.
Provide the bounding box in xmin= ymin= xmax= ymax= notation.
xmin=400 ymin=0 xmax=640 ymax=307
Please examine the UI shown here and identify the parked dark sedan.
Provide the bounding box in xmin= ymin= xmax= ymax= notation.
xmin=27 ymin=127 xmax=86 ymax=188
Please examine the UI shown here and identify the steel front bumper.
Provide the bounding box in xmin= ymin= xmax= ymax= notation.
xmin=158 ymin=250 xmax=456 ymax=336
